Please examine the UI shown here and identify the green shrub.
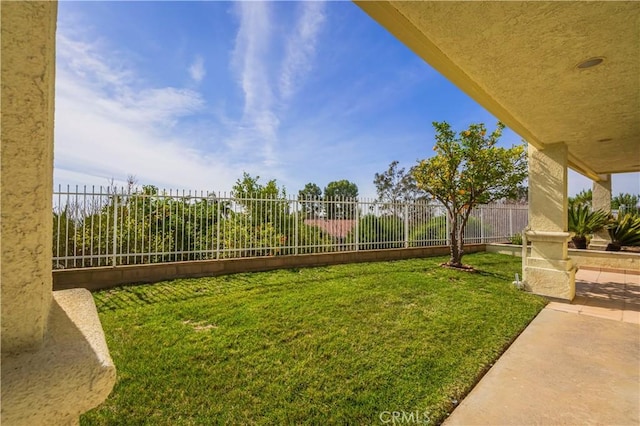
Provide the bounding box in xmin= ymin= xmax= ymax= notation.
xmin=568 ymin=204 xmax=610 ymax=249
xmin=463 ymin=216 xmax=489 ymax=241
xmin=606 ymin=213 xmax=640 ymax=250
xmin=350 ymin=214 xmax=405 ymax=250
xmin=408 ymin=215 xmax=489 ymax=247
xmin=409 ymin=216 xmax=447 ymax=247
xmin=508 ymin=233 xmax=523 ymax=245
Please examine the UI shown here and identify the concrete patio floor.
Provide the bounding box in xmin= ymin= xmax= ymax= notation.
xmin=444 ymin=269 xmax=640 ymax=426
xmin=547 ymin=268 xmax=640 ymax=324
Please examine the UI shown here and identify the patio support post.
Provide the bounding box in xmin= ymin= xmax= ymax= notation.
xmin=589 ymin=174 xmax=612 ymax=250
xmin=1 ymin=2 xmax=115 ymax=424
xmin=523 ymin=143 xmax=576 ymax=300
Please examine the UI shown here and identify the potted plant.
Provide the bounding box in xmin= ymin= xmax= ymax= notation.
xmin=606 ymin=213 xmax=640 ymax=251
xmin=568 ymin=204 xmax=610 ymax=249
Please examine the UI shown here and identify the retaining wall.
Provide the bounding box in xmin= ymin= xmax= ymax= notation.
xmin=53 ymin=244 xmax=486 ymax=291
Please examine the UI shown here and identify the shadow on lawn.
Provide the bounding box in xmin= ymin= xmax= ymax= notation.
xmin=475 ymin=270 xmax=513 ymax=281
xmin=93 ymin=254 xmax=517 ymax=313
xmin=93 ymin=262 xmax=446 ymax=312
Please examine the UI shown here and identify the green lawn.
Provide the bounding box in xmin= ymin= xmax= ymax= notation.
xmin=82 ymin=252 xmax=546 ymax=425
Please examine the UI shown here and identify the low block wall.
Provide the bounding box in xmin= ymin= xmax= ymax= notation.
xmin=53 ymin=244 xmax=486 ymax=291
xmin=487 ymin=243 xmax=640 ymax=274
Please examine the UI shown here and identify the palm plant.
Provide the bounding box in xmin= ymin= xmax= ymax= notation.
xmin=606 ymin=213 xmax=640 ymax=251
xmin=568 ymin=204 xmax=610 ymax=249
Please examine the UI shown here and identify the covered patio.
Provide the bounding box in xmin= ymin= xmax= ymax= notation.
xmin=1 ymin=1 xmax=638 ymax=423
xmin=357 ymin=1 xmax=640 ymax=300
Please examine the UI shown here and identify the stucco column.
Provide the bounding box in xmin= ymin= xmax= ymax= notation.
xmin=523 ymin=143 xmax=576 ymax=300
xmin=1 ymin=2 xmax=115 ymax=424
xmin=588 ymin=174 xmax=612 ymax=250
xmin=1 ymin=0 xmax=55 ymax=355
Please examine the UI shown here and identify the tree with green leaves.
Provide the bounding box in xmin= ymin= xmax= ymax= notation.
xmin=374 ymin=160 xmax=428 ymax=215
xmin=412 ymin=121 xmax=527 ymax=268
xmin=569 ymin=189 xmax=592 ymax=208
xmin=611 ymin=193 xmax=639 ymax=215
xmin=324 ymin=179 xmax=359 ymax=219
xmin=232 ymin=172 xmax=289 ymax=225
xmin=298 ymin=182 xmax=323 ymax=219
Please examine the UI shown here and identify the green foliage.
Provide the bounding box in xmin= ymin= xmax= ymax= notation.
xmin=409 ymin=216 xmax=447 ymax=246
xmin=408 ymin=215 xmax=487 ymax=247
xmin=349 ymin=214 xmax=405 ymax=249
xmin=83 ymin=253 xmax=546 ymax=425
xmin=373 ymin=161 xmax=428 ymax=214
xmin=324 ymin=179 xmax=359 ymax=219
xmin=53 ymin=175 xmax=354 ymax=267
xmin=568 ymin=189 xmax=592 ymax=208
xmin=293 ymin=222 xmax=334 ymax=254
xmin=219 ymin=217 xmax=281 ymax=257
xmin=508 ymin=233 xmax=523 ymax=245
xmin=298 ymin=182 xmax=323 ymax=219
xmin=607 ymin=213 xmax=640 ymax=248
xmin=232 ymin=172 xmax=289 ymax=226
xmin=412 ymin=121 xmax=527 ymax=266
xmin=568 ymin=204 xmax=610 ymax=237
xmin=324 ymin=179 xmax=359 ymax=199
xmin=611 ymin=193 xmax=639 ymax=215
xmin=298 ymin=182 xmax=322 ymax=199
xmin=52 ymin=207 xmax=78 ymax=268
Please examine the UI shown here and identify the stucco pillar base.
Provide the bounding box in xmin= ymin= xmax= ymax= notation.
xmin=588 ymin=238 xmax=610 ymax=251
xmin=1 ymin=289 xmax=116 ymax=425
xmin=523 ymin=231 xmax=576 ymax=301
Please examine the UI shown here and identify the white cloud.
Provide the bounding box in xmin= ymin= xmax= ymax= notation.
xmin=229 ymin=2 xmax=326 ymax=169
xmin=55 ymin=28 xmax=236 ymax=192
xmin=57 ymin=33 xmax=133 ymax=90
xmin=189 ymin=55 xmax=206 ymax=83
xmin=280 ymin=2 xmax=326 ymax=100
xmin=230 ymin=1 xmax=279 ymax=166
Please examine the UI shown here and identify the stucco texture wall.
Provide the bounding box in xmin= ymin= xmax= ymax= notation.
xmin=1 ymin=1 xmax=57 ymax=353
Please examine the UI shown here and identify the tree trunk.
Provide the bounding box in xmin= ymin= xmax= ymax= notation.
xmin=448 ymin=209 xmax=472 ymax=268
xmin=448 ymin=213 xmax=462 ymax=267
xmin=456 ymin=220 xmax=465 ymax=265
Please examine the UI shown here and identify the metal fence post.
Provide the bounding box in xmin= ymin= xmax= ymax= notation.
xmin=480 ymin=207 xmax=485 ymax=243
xmin=354 ymin=199 xmax=359 ymax=251
xmin=216 ymin=195 xmax=221 ymax=260
xmin=112 ymin=192 xmax=118 ymax=267
xmin=445 ymin=209 xmax=451 ymax=246
xmin=509 ymin=207 xmax=513 ymax=237
xmin=404 ymin=203 xmax=409 ymax=248
xmin=294 ymin=199 xmax=299 ymax=255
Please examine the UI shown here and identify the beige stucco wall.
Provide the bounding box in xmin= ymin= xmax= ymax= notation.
xmin=525 ymin=143 xmax=575 ymax=300
xmin=488 ymin=244 xmax=639 ymax=273
xmin=1 ymin=1 xmax=57 ymax=353
xmin=2 ymin=289 xmax=116 ymax=426
xmin=1 ymin=3 xmax=116 ymax=424
xmin=528 ymin=143 xmax=568 ymax=232
xmin=590 ymin=174 xmax=612 ymax=249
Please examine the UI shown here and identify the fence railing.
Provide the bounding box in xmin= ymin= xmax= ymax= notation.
xmin=53 ymin=185 xmax=528 ymax=269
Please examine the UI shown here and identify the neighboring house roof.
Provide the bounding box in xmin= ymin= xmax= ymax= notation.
xmin=304 ymin=219 xmax=356 ymax=239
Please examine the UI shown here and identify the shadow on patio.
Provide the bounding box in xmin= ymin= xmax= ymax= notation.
xmin=547 ymin=269 xmax=640 ymax=324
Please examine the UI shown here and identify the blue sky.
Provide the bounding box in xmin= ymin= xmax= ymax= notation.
xmin=54 ymin=1 xmax=639 ymax=199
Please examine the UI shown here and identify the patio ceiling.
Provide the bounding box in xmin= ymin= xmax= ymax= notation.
xmin=356 ymin=1 xmax=640 ymax=181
